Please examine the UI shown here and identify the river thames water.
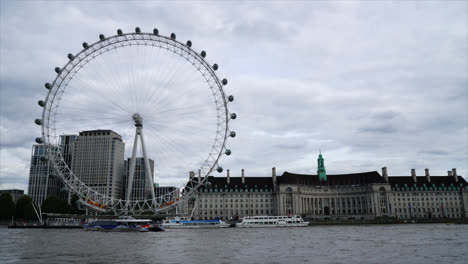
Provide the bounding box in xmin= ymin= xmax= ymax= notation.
xmin=1 ymin=224 xmax=467 ymax=264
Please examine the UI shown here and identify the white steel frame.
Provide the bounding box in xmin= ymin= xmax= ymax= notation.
xmin=38 ymin=30 xmax=234 ymax=214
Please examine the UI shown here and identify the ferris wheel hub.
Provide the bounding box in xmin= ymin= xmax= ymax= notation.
xmin=132 ymin=113 xmax=143 ymax=127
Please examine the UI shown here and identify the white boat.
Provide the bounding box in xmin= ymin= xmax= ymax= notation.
xmin=161 ymin=217 xmax=230 ymax=229
xmin=83 ymin=216 xmax=152 ymax=232
xmin=236 ymin=215 xmax=309 ymax=228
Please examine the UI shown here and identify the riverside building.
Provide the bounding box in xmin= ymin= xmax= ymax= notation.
xmin=182 ymin=154 xmax=468 ymax=220
xmin=71 ymin=130 xmax=125 ymax=201
xmin=122 ymin=157 xmax=154 ymax=200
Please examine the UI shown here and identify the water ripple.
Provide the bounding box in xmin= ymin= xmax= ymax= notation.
xmin=1 ymin=224 xmax=467 ymax=264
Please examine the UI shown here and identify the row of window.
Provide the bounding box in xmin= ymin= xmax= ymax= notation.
xmin=395 ymin=197 xmax=460 ymax=201
xmin=395 ymin=207 xmax=460 ymax=213
xmin=201 ymin=198 xmax=273 ymax=203
xmin=200 ymin=204 xmax=271 ymax=208
xmin=394 ymin=192 xmax=461 ymax=196
xmin=199 ymin=209 xmax=270 ymax=216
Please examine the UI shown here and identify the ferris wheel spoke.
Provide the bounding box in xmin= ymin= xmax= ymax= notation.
xmin=143 ymin=51 xmax=189 ymax=111
xmin=66 ymin=76 xmax=133 ymax=116
xmin=149 ymin=61 xmax=205 ymax=114
xmin=91 ymin=51 xmax=132 ymax=110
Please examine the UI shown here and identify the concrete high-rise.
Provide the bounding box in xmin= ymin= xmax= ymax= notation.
xmin=59 ymin=134 xmax=78 ymax=202
xmin=71 ymin=130 xmax=125 ymax=201
xmin=27 ymin=144 xmax=65 ymax=206
xmin=122 ymin=157 xmax=154 ymax=200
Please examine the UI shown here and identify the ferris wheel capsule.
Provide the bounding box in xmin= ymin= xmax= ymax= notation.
xmin=82 ymin=42 xmax=89 ymax=49
xmin=35 ymin=137 xmax=44 ymax=144
xmin=99 ymin=34 xmax=105 ymax=40
xmin=38 ymin=100 xmax=46 ymax=107
xmin=117 ymin=29 xmax=123 ymax=35
xmin=40 ymin=156 xmax=48 ymax=162
xmin=153 ymin=28 xmax=159 ymax=35
xmin=212 ymin=64 xmax=218 ymax=71
xmin=222 ymin=79 xmax=228 ymax=85
xmin=55 ymin=67 xmax=61 ymax=73
xmin=228 ymin=95 xmax=234 ymax=102
xmin=135 ymin=27 xmax=141 ymax=33
xmin=216 ymin=166 xmax=223 ymax=173
xmin=230 ymin=113 xmax=237 ymax=119
xmin=67 ymin=53 xmax=74 ymax=60
xmin=35 ymin=119 xmax=42 ymax=125
xmin=186 ymin=40 xmax=192 ymax=47
xmin=170 ymin=33 xmax=176 ymax=39
xmin=201 ymin=51 xmax=206 ymax=58
xmin=225 ymin=149 xmax=231 ymax=155
xmin=44 ymin=83 xmax=51 ymax=89
xmin=230 ymin=131 xmax=236 ymax=137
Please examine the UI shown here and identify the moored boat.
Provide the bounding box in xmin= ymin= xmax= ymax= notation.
xmin=83 ymin=216 xmax=152 ymax=232
xmin=236 ymin=215 xmax=309 ymax=227
xmin=161 ymin=217 xmax=230 ymax=229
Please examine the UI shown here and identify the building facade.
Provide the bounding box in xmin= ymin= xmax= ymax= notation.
xmin=60 ymin=134 xmax=78 ymax=169
xmin=388 ymin=168 xmax=467 ymax=219
xmin=182 ymin=155 xmax=468 ymax=220
xmin=180 ymin=169 xmax=275 ymax=220
xmin=27 ymin=144 xmax=65 ymax=206
xmin=71 ymin=130 xmax=125 ymax=201
xmin=122 ymin=158 xmax=154 ymax=200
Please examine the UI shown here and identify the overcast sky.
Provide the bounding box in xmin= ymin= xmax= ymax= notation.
xmin=1 ymin=0 xmax=467 ymax=192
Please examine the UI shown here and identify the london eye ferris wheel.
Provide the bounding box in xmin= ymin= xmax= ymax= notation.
xmin=35 ymin=27 xmax=236 ymax=214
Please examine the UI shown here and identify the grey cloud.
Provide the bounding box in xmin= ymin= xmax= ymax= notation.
xmin=420 ymin=149 xmax=450 ymax=156
xmin=358 ymin=125 xmax=398 ymax=134
xmin=371 ymin=110 xmax=400 ymax=120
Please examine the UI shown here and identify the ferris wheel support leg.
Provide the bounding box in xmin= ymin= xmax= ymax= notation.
xmin=126 ymin=127 xmax=140 ymax=210
xmin=139 ymin=128 xmax=157 ymax=209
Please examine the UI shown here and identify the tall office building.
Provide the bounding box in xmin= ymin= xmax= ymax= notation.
xmin=27 ymin=144 xmax=65 ymax=206
xmin=60 ymin=134 xmax=78 ymax=169
xmin=122 ymin=157 xmax=154 ymax=200
xmin=71 ymin=130 xmax=125 ymax=201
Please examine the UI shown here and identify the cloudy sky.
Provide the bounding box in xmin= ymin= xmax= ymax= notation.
xmin=1 ymin=0 xmax=467 ymax=192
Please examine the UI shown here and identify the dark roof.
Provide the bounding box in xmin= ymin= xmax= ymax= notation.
xmin=187 ymin=173 xmax=468 ymax=192
xmin=388 ymin=176 xmax=467 ymax=187
xmin=279 ymin=171 xmax=386 ymax=186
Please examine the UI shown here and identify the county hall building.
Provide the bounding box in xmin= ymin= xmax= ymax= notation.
xmin=181 ymin=154 xmax=468 ymax=220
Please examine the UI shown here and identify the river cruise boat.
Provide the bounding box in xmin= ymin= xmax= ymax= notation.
xmin=161 ymin=217 xmax=230 ymax=229
xmin=236 ymin=215 xmax=309 ymax=228
xmin=83 ymin=216 xmax=152 ymax=232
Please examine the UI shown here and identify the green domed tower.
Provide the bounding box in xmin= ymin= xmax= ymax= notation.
xmin=317 ymin=153 xmax=327 ymax=181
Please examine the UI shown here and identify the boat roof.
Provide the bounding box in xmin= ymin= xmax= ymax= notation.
xmin=115 ymin=219 xmax=152 ymax=222
xmin=167 ymin=220 xmax=221 ymax=223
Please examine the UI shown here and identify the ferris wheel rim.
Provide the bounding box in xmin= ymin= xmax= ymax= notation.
xmin=38 ymin=29 xmax=235 ymax=214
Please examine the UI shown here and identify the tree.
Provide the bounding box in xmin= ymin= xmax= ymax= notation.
xmin=42 ymin=196 xmax=70 ymax=214
xmin=70 ymin=194 xmax=82 ymax=214
xmin=15 ymin=196 xmax=36 ymax=220
xmin=0 ymin=193 xmax=15 ymax=220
